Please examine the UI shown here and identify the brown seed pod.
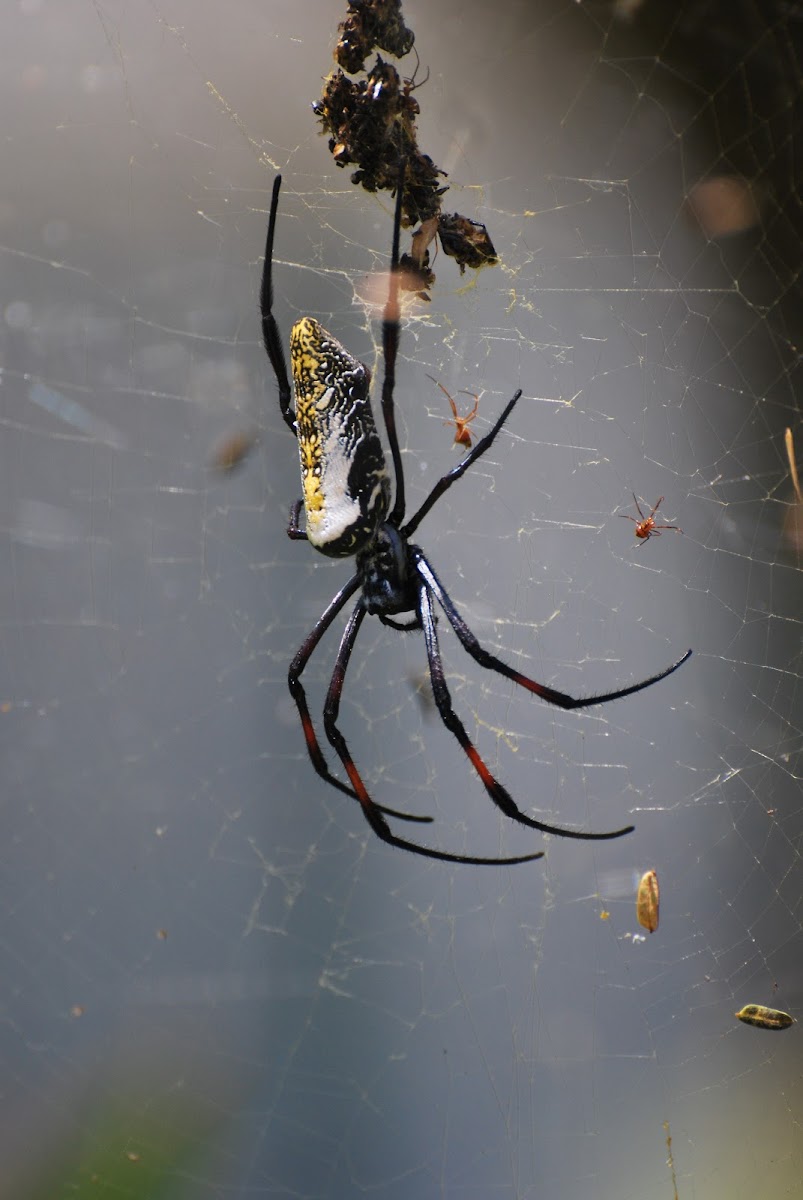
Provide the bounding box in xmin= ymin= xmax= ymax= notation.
xmin=735 ymin=1004 xmax=795 ymax=1031
xmin=636 ymin=869 xmax=659 ymax=933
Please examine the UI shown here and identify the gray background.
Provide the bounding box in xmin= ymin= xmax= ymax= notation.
xmin=2 ymin=1 xmax=801 ymax=1196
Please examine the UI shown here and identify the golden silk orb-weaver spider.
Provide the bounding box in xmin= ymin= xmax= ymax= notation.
xmin=260 ymin=168 xmax=692 ymax=865
xmin=620 ymin=493 xmax=682 ymax=544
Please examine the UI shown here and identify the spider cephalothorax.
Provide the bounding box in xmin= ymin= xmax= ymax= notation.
xmin=357 ymin=523 xmax=416 ymax=618
xmin=260 ymin=169 xmax=692 ymax=865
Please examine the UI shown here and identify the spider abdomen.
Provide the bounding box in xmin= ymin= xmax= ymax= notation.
xmin=290 ymin=316 xmax=390 ymax=557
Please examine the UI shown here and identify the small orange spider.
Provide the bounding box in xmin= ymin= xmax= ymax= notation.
xmin=427 ymin=376 xmax=480 ymax=449
xmin=620 ymin=493 xmax=682 ymax=544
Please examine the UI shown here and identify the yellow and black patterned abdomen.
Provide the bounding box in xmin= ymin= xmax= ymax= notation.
xmin=290 ymin=317 xmax=390 ymax=557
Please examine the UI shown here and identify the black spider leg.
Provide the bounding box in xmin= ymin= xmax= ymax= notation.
xmin=287 ymin=499 xmax=307 ymax=541
xmin=322 ymin=600 xmax=544 ymax=866
xmin=380 ymin=615 xmax=421 ymax=631
xmin=403 ymin=389 xmax=523 ymax=539
xmin=416 ymin=552 xmax=692 ymax=711
xmin=261 ymin=175 xmax=296 ymax=434
xmin=382 ymin=164 xmax=408 ymax=525
xmin=288 ymin=573 xmax=431 ymax=825
xmin=416 ymin=577 xmax=632 ymax=841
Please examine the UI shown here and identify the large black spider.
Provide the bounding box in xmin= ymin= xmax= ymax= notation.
xmin=260 ymin=171 xmax=691 ymax=866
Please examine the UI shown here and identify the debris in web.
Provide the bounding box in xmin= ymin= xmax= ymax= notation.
xmin=636 ymin=868 xmax=660 ymax=934
xmin=314 ymin=0 xmax=499 ymax=297
xmin=734 ymin=1004 xmax=795 ymax=1031
xmin=436 ymin=213 xmax=499 ymax=272
xmin=210 ymin=429 xmax=259 ymax=473
xmin=784 ymin=426 xmax=802 ymax=504
xmin=782 ymin=426 xmax=803 ymax=557
xmin=333 ymin=0 xmax=415 ymax=75
xmin=313 ymin=54 xmax=446 ymax=227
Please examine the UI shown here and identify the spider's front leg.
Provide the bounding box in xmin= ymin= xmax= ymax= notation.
xmin=260 ymin=175 xmax=297 ymax=435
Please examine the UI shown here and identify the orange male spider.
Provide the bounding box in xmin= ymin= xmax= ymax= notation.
xmin=620 ymin=493 xmax=682 ymax=544
xmin=427 ymin=376 xmax=481 ymax=449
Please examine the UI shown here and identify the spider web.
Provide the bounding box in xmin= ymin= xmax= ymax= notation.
xmin=2 ymin=1 xmax=801 ymax=1197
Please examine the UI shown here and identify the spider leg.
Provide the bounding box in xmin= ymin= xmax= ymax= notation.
xmin=321 ymin=601 xmax=544 ymax=865
xmin=647 ymin=496 xmax=665 ymax=520
xmin=379 ymin=614 xmax=422 ymax=632
xmin=261 ymin=175 xmax=296 ymax=434
xmin=427 ymin=375 xmax=461 ymax=423
xmin=403 ymin=389 xmax=523 ymax=538
xmin=632 ymin=492 xmax=646 ymax=520
xmin=458 ymin=389 xmax=481 ymax=423
xmin=288 ymin=574 xmax=430 ymax=824
xmin=415 ymin=552 xmax=692 ymax=710
xmin=417 ymin=578 xmax=632 ymax=841
xmin=287 ymin=499 xmax=308 ymax=541
xmin=383 ymin=163 xmax=408 ymax=526
xmin=619 ymin=515 xmax=639 ymax=523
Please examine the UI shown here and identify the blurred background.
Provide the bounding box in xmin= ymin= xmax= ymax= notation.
xmin=1 ymin=1 xmax=801 ymax=1196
